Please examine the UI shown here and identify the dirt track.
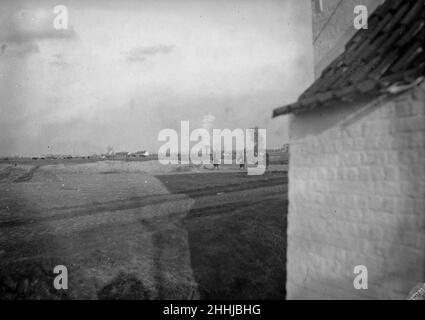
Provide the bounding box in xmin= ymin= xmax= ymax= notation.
xmin=0 ymin=161 xmax=287 ymax=299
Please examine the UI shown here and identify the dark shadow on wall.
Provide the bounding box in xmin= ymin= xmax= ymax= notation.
xmin=154 ymin=171 xmax=288 ymax=300
xmin=290 ymin=93 xmax=396 ymax=140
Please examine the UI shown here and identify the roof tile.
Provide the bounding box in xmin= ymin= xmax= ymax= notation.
xmin=273 ymin=0 xmax=425 ymax=118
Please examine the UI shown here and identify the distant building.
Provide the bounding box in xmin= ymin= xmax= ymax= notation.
xmin=130 ymin=150 xmax=149 ymax=157
xmin=115 ymin=152 xmax=129 ymax=158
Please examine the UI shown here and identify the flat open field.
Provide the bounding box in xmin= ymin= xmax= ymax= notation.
xmin=0 ymin=160 xmax=287 ymax=300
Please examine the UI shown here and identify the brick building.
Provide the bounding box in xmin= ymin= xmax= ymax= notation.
xmin=274 ymin=0 xmax=425 ymax=299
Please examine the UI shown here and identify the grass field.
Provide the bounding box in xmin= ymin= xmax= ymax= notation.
xmin=0 ymin=160 xmax=287 ymax=300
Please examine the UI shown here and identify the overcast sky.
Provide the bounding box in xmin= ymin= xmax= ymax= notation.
xmin=0 ymin=0 xmax=313 ymax=156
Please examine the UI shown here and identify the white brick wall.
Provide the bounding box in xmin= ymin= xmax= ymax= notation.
xmin=287 ymin=84 xmax=425 ymax=299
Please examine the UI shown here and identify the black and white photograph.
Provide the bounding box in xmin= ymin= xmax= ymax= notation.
xmin=0 ymin=0 xmax=424 ymax=306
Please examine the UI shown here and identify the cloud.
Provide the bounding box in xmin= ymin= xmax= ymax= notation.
xmin=124 ymin=45 xmax=174 ymax=63
xmin=6 ymin=26 xmax=77 ymax=43
xmin=49 ymin=53 xmax=70 ymax=68
xmin=0 ymin=7 xmax=77 ymax=57
xmin=0 ymin=41 xmax=39 ymax=57
xmin=4 ymin=9 xmax=77 ymax=43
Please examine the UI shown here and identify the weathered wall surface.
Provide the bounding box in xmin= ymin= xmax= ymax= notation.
xmin=312 ymin=0 xmax=383 ymax=77
xmin=287 ymin=83 xmax=425 ymax=299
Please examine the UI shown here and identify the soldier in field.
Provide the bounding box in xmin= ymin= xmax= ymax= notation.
xmin=212 ymin=150 xmax=220 ymax=170
xmin=237 ymin=149 xmax=245 ymax=170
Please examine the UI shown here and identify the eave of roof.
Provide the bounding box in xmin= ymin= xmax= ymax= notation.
xmin=273 ymin=0 xmax=425 ymax=118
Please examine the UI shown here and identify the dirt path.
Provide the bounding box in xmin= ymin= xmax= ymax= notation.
xmin=0 ymin=169 xmax=287 ymax=299
xmin=13 ymin=166 xmax=40 ymax=183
